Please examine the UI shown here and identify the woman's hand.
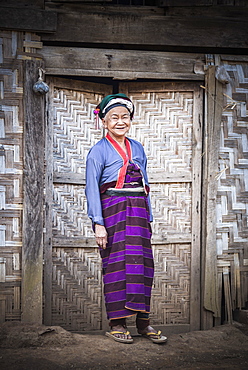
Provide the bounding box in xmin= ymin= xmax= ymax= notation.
xmin=94 ymin=224 xmax=108 ymax=249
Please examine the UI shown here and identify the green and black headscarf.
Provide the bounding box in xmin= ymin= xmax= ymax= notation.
xmin=94 ymin=93 xmax=134 ymax=120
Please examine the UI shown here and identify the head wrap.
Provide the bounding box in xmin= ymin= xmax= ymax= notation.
xmin=94 ymin=93 xmax=134 ymax=120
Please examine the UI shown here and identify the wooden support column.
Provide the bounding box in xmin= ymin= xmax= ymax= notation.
xmin=201 ymin=65 xmax=223 ymax=329
xmin=43 ymin=79 xmax=54 ymax=326
xmin=22 ymin=59 xmax=45 ymax=323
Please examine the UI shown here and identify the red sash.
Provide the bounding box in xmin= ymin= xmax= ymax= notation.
xmin=105 ymin=133 xmax=132 ymax=189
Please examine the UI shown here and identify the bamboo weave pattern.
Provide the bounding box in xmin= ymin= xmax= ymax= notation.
xmin=0 ymin=31 xmax=42 ymax=323
xmin=217 ymin=63 xmax=248 ymax=314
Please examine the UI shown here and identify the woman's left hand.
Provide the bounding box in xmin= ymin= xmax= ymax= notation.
xmin=94 ymin=224 xmax=108 ymax=249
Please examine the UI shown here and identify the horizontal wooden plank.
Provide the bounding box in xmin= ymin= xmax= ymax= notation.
xmin=160 ymin=0 xmax=214 ymax=6
xmin=52 ymin=77 xmax=113 ymax=94
xmin=152 ymin=236 xmax=192 ymax=244
xmin=166 ymin=4 xmax=248 ymax=17
xmin=23 ymin=41 xmax=43 ymax=49
xmin=53 ymin=172 xmax=85 ymax=185
xmin=41 ymin=46 xmax=205 ymax=80
xmin=52 ymin=236 xmax=192 ymax=248
xmin=149 ymin=173 xmax=192 ymax=183
xmin=122 ymin=81 xmax=200 ymax=92
xmin=53 ymin=171 xmax=191 ymax=185
xmin=0 ymin=1 xmax=44 ymax=8
xmin=40 ymin=10 xmax=248 ymax=49
xmin=46 ymin=69 xmax=204 ymax=81
xmin=0 ymin=7 xmax=57 ymax=32
xmin=53 ymin=237 xmax=96 ymax=248
xmin=162 ymin=0 xmax=248 ymax=8
xmin=52 ymin=0 xmax=111 ymax=2
xmin=220 ymin=54 xmax=248 ymax=62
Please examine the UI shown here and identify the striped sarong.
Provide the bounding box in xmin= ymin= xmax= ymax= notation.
xmin=100 ymin=163 xmax=154 ymax=320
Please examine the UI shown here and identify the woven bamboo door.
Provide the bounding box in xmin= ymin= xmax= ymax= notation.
xmin=121 ymin=82 xmax=203 ymax=331
xmin=44 ymin=78 xmax=112 ymax=330
xmin=44 ymin=78 xmax=202 ymax=332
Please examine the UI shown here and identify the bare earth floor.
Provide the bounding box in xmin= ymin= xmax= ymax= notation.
xmin=0 ymin=322 xmax=248 ymax=369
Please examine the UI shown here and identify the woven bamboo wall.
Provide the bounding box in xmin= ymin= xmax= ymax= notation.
xmin=0 ymin=30 xmax=42 ymax=323
xmin=217 ymin=61 xmax=248 ymax=320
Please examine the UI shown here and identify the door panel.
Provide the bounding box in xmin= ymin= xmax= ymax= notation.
xmin=44 ymin=78 xmax=112 ymax=330
xmin=120 ymin=83 xmax=202 ymax=329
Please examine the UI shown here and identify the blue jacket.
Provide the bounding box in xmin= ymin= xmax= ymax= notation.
xmin=85 ymin=136 xmax=153 ymax=225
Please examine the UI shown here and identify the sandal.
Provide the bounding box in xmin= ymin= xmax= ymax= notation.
xmin=105 ymin=330 xmax=133 ymax=344
xmin=139 ymin=330 xmax=167 ymax=344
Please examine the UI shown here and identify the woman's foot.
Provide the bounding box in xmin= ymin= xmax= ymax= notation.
xmin=105 ymin=325 xmax=133 ymax=343
xmin=137 ymin=325 xmax=167 ymax=344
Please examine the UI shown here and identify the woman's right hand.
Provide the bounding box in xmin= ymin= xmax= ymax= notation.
xmin=94 ymin=224 xmax=108 ymax=249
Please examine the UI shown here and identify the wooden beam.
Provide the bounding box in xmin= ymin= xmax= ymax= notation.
xmin=0 ymin=6 xmax=57 ymax=32
xmin=160 ymin=0 xmax=214 ymax=5
xmin=53 ymin=172 xmax=86 ymax=185
xmin=41 ymin=46 xmax=205 ymax=80
xmin=43 ymin=79 xmax=54 ymax=326
xmin=40 ymin=10 xmax=248 ymax=49
xmin=53 ymin=0 xmax=111 ymax=2
xmin=190 ymin=85 xmax=203 ymax=331
xmin=0 ymin=1 xmax=44 ymax=8
xmin=22 ymin=59 xmax=45 ymax=324
xmin=162 ymin=0 xmax=248 ymax=7
xmin=220 ymin=55 xmax=248 ymax=62
xmin=52 ymin=236 xmax=192 ymax=248
xmin=1 ymin=0 xmax=46 ymax=9
xmin=201 ymin=65 xmax=223 ymax=329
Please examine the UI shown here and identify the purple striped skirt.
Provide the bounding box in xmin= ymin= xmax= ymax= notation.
xmin=100 ymin=164 xmax=154 ymax=320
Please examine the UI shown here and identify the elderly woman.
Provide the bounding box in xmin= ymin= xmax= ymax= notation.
xmin=85 ymin=93 xmax=166 ymax=344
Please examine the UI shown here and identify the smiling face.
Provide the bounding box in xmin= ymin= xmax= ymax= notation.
xmin=102 ymin=106 xmax=131 ymax=141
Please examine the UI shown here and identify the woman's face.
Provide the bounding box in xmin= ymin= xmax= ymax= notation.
xmin=102 ymin=106 xmax=131 ymax=140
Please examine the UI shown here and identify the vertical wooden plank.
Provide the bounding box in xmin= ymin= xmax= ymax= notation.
xmin=214 ymin=272 xmax=222 ymax=326
xmin=22 ymin=59 xmax=45 ymax=324
xmin=0 ymin=257 xmax=6 ymax=282
xmin=230 ymin=259 xmax=236 ymax=309
xmin=201 ymin=69 xmax=214 ymax=329
xmin=190 ymin=85 xmax=203 ymax=331
xmin=234 ymin=253 xmax=242 ymax=309
xmin=0 ymin=298 xmax=6 ymax=324
xmin=223 ymin=267 xmax=233 ymax=324
xmin=43 ymin=78 xmax=54 ymax=325
xmin=101 ymin=281 xmax=109 ymax=331
xmin=202 ymin=65 xmax=223 ymax=329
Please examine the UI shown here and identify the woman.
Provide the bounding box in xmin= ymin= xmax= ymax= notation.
xmin=85 ymin=93 xmax=166 ymax=344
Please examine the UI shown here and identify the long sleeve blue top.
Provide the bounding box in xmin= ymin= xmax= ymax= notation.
xmin=85 ymin=136 xmax=153 ymax=226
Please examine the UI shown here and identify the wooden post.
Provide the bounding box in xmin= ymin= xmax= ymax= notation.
xmin=190 ymin=85 xmax=203 ymax=331
xmin=22 ymin=59 xmax=45 ymax=323
xmin=43 ymin=79 xmax=54 ymax=325
xmin=201 ymin=65 xmax=223 ymax=329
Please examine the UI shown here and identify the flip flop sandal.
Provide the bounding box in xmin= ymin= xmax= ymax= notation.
xmin=140 ymin=330 xmax=167 ymax=344
xmin=105 ymin=330 xmax=133 ymax=344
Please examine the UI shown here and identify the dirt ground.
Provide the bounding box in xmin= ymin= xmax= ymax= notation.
xmin=0 ymin=321 xmax=248 ymax=370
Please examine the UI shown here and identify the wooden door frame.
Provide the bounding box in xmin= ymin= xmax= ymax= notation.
xmin=38 ymin=42 xmax=208 ymax=331
xmin=42 ymin=77 xmax=203 ymax=331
